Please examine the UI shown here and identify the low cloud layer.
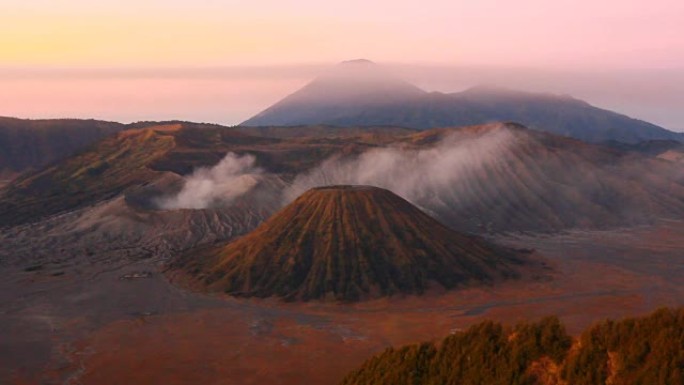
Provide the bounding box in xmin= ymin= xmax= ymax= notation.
xmin=155 ymin=152 xmax=263 ymax=210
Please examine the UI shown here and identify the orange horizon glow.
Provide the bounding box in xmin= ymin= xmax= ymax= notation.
xmin=2 ymin=0 xmax=683 ymax=69
xmin=1 ymin=0 xmax=683 ymax=129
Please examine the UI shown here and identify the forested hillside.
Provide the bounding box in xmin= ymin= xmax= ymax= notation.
xmin=341 ymin=308 xmax=684 ymax=385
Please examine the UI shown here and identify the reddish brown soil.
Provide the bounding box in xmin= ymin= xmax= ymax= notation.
xmin=8 ymin=221 xmax=684 ymax=385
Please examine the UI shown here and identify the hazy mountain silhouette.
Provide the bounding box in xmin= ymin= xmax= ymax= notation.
xmin=244 ymin=59 xmax=424 ymax=127
xmin=242 ymin=60 xmax=682 ymax=144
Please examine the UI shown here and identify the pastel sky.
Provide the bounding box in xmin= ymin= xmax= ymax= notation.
xmin=1 ymin=0 xmax=683 ymax=129
xmin=3 ymin=0 xmax=683 ymax=68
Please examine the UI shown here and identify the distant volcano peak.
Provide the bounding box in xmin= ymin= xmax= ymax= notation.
xmin=339 ymin=59 xmax=376 ymax=66
xmin=240 ymin=61 xmax=681 ymax=144
xmin=241 ymin=59 xmax=425 ymax=127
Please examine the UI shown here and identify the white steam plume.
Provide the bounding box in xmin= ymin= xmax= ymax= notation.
xmin=155 ymin=152 xmax=263 ymax=210
xmin=284 ymin=129 xmax=517 ymax=210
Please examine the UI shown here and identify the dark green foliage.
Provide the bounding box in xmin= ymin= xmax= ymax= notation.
xmin=341 ymin=317 xmax=572 ymax=385
xmin=341 ymin=308 xmax=684 ymax=385
xmin=563 ymin=308 xmax=684 ymax=385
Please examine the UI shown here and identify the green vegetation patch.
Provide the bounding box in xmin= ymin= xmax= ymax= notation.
xmin=341 ymin=308 xmax=684 ymax=385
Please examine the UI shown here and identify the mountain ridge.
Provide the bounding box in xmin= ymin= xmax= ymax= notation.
xmin=242 ymin=61 xmax=683 ymax=144
xmin=3 ymin=122 xmax=684 ymax=233
xmin=0 ymin=116 xmax=126 ymax=179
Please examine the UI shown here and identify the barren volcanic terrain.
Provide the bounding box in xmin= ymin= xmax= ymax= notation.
xmin=3 ymin=2 xmax=684 ymax=383
xmin=171 ymin=185 xmax=529 ymax=301
xmin=1 ymin=122 xmax=684 ymax=385
xmin=2 ymin=220 xmax=683 ymax=385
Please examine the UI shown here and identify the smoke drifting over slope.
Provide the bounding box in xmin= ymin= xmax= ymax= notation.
xmin=284 ymin=129 xmax=516 ymax=213
xmin=155 ymin=152 xmax=263 ymax=210
xmin=146 ymin=123 xmax=684 ymax=232
xmin=284 ymin=125 xmax=684 ymax=232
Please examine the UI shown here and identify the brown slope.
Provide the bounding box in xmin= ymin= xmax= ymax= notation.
xmin=0 ymin=126 xmax=176 ymax=227
xmin=0 ymin=121 xmax=401 ymax=229
xmin=171 ymin=185 xmax=528 ymax=302
xmin=441 ymin=125 xmax=684 ymax=231
xmin=284 ymin=123 xmax=684 ymax=233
